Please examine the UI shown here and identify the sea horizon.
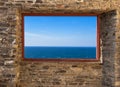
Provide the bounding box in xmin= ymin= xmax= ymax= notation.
xmin=25 ymin=46 xmax=96 ymax=47
xmin=24 ymin=46 xmax=96 ymax=59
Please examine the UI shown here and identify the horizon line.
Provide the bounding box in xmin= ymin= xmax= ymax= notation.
xmin=25 ymin=46 xmax=96 ymax=47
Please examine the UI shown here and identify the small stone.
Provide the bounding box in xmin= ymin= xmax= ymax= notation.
xmin=36 ymin=0 xmax=42 ymax=3
xmin=55 ymin=69 xmax=66 ymax=73
xmin=42 ymin=66 xmax=49 ymax=69
xmin=4 ymin=61 xmax=14 ymax=65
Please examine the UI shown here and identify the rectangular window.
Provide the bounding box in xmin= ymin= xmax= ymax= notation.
xmin=22 ymin=13 xmax=100 ymax=62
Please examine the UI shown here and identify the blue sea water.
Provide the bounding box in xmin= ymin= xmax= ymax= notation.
xmin=24 ymin=47 xmax=96 ymax=59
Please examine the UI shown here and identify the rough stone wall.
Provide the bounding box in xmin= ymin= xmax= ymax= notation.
xmin=100 ymin=10 xmax=117 ymax=87
xmin=0 ymin=2 xmax=18 ymax=87
xmin=0 ymin=0 xmax=120 ymax=87
xmin=17 ymin=62 xmax=102 ymax=87
xmin=114 ymin=4 xmax=120 ymax=87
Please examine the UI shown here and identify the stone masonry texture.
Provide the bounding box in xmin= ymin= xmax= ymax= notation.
xmin=0 ymin=0 xmax=120 ymax=87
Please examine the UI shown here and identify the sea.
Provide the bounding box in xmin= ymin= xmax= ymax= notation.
xmin=24 ymin=46 xmax=96 ymax=59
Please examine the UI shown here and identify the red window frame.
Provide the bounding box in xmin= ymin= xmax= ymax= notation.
xmin=22 ymin=13 xmax=100 ymax=62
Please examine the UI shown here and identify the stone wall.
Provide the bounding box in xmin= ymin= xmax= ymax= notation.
xmin=100 ymin=10 xmax=117 ymax=87
xmin=0 ymin=0 xmax=120 ymax=87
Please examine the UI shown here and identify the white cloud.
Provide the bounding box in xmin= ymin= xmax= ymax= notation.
xmin=25 ymin=32 xmax=96 ymax=47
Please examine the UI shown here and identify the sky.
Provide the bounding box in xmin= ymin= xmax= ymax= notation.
xmin=24 ymin=16 xmax=97 ymax=47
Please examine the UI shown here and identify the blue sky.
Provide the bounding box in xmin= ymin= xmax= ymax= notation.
xmin=24 ymin=16 xmax=97 ymax=47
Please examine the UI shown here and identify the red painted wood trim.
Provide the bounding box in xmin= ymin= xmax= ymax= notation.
xmin=22 ymin=13 xmax=98 ymax=16
xmin=21 ymin=13 xmax=100 ymax=62
xmin=22 ymin=13 xmax=25 ymax=61
xmin=97 ymin=15 xmax=100 ymax=61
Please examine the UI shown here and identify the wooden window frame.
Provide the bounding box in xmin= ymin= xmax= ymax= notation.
xmin=22 ymin=13 xmax=100 ymax=62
